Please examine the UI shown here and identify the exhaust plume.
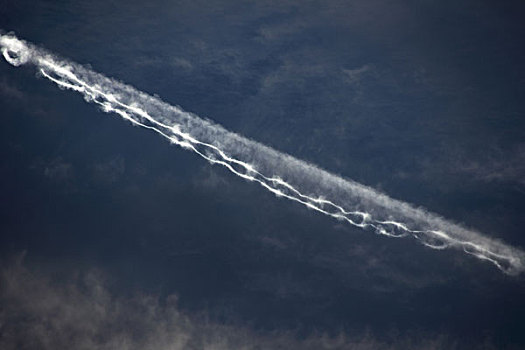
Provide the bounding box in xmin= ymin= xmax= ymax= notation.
xmin=1 ymin=32 xmax=523 ymax=274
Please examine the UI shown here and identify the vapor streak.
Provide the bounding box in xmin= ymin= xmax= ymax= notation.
xmin=2 ymin=32 xmax=523 ymax=274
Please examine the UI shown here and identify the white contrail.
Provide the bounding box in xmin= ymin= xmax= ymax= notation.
xmin=1 ymin=32 xmax=524 ymax=275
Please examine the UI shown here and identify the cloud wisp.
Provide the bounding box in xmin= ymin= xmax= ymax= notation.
xmin=1 ymin=32 xmax=524 ymax=274
xmin=0 ymin=260 xmax=458 ymax=350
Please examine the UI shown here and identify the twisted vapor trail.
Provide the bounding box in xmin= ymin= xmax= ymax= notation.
xmin=1 ymin=32 xmax=524 ymax=275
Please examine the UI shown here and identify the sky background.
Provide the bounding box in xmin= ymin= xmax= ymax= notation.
xmin=1 ymin=1 xmax=525 ymax=349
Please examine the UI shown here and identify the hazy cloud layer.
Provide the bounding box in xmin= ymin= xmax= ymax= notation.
xmin=0 ymin=259 xmax=474 ymax=350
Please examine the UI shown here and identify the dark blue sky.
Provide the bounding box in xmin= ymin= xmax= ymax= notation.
xmin=1 ymin=1 xmax=525 ymax=349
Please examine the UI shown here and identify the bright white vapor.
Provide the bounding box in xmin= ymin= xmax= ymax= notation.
xmin=1 ymin=32 xmax=524 ymax=275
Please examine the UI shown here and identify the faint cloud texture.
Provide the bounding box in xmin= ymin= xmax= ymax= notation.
xmin=0 ymin=260 xmax=460 ymax=350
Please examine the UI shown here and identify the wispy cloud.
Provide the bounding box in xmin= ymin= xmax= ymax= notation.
xmin=0 ymin=259 xmax=462 ymax=350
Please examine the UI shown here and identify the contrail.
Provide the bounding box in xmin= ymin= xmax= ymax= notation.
xmin=1 ymin=32 xmax=524 ymax=275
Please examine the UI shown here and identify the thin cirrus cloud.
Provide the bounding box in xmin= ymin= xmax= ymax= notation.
xmin=1 ymin=32 xmax=524 ymax=275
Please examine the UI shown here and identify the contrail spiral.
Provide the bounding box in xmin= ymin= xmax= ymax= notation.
xmin=2 ymin=32 xmax=523 ymax=274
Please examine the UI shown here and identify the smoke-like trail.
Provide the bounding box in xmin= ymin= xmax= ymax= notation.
xmin=1 ymin=32 xmax=524 ymax=275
